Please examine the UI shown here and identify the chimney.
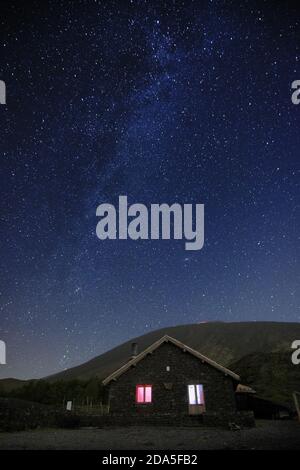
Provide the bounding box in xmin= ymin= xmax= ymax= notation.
xmin=131 ymin=342 xmax=138 ymax=358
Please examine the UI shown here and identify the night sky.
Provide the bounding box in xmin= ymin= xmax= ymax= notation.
xmin=0 ymin=1 xmax=299 ymax=380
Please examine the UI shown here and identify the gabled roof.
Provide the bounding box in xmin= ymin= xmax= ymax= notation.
xmin=102 ymin=335 xmax=240 ymax=385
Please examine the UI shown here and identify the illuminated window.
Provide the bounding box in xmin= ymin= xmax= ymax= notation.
xmin=188 ymin=384 xmax=204 ymax=405
xmin=136 ymin=385 xmax=152 ymax=403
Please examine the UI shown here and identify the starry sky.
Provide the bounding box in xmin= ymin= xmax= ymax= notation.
xmin=0 ymin=0 xmax=299 ymax=380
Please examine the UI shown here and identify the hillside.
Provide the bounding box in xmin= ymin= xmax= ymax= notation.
xmin=0 ymin=378 xmax=28 ymax=394
xmin=45 ymin=321 xmax=300 ymax=383
xmin=230 ymin=350 xmax=300 ymax=407
xmin=1 ymin=322 xmax=299 ymax=408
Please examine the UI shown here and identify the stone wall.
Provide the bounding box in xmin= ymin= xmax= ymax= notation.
xmin=107 ymin=341 xmax=238 ymax=418
xmin=0 ymin=397 xmax=255 ymax=431
xmin=0 ymin=398 xmax=81 ymax=431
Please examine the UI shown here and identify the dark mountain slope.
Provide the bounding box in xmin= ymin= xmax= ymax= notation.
xmin=0 ymin=378 xmax=27 ymax=393
xmin=45 ymin=321 xmax=300 ymax=383
xmin=230 ymin=350 xmax=300 ymax=407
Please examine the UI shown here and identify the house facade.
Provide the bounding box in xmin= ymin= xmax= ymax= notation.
xmin=103 ymin=335 xmax=254 ymax=426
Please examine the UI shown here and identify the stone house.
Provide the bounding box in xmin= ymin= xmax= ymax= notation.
xmin=103 ymin=335 xmax=254 ymax=426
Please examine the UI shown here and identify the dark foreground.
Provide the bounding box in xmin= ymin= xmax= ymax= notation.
xmin=0 ymin=421 xmax=299 ymax=450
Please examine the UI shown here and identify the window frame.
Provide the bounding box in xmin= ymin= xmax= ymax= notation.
xmin=135 ymin=384 xmax=152 ymax=404
xmin=188 ymin=384 xmax=205 ymax=406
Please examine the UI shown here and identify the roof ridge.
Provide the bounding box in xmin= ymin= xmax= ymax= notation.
xmin=103 ymin=335 xmax=240 ymax=385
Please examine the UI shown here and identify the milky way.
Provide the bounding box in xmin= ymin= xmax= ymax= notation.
xmin=0 ymin=1 xmax=299 ymax=379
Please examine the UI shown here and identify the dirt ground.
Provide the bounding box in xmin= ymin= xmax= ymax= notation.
xmin=0 ymin=420 xmax=299 ymax=450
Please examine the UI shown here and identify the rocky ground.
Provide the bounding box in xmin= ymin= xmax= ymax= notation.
xmin=0 ymin=420 xmax=299 ymax=450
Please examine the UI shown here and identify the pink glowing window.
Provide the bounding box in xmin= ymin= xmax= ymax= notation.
xmin=188 ymin=384 xmax=205 ymax=405
xmin=136 ymin=385 xmax=152 ymax=403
